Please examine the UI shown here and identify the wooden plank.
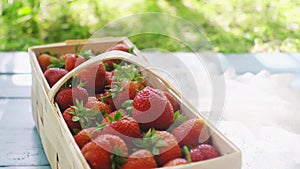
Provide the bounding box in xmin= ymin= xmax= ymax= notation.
xmin=0 ymin=130 xmax=49 ymax=166
xmin=0 ymin=99 xmax=50 ymax=166
xmin=0 ymin=75 xmax=31 ymax=98
xmin=0 ymin=99 xmax=35 ymax=129
xmin=0 ymin=52 xmax=31 ymax=74
xmin=0 ymin=166 xmax=50 ymax=169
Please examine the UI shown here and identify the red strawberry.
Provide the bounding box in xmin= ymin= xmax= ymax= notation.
xmin=64 ymin=53 xmax=86 ymax=71
xmin=74 ymin=127 xmax=102 ymax=149
xmin=133 ymin=129 xmax=181 ymax=167
xmin=154 ymin=131 xmax=181 ymax=166
xmin=101 ymin=110 xmax=141 ymax=151
xmin=163 ymin=91 xmax=180 ymax=112
xmin=171 ymin=118 xmax=207 ymax=147
xmin=37 ymin=53 xmax=56 ymax=72
xmin=78 ymin=63 xmax=106 ymax=94
xmin=121 ymin=150 xmax=157 ymax=169
xmin=132 ymin=86 xmax=174 ymax=131
xmin=105 ymin=71 xmax=113 ymax=86
xmin=102 ymin=110 xmax=127 ymax=123
xmin=85 ymin=97 xmax=112 ymax=118
xmin=107 ymin=43 xmax=131 ymax=53
xmin=82 ymin=134 xmax=128 ymax=169
xmin=55 ymin=86 xmax=89 ymax=111
xmin=63 ymin=107 xmax=82 ymax=134
xmin=163 ymin=158 xmax=188 ymax=167
xmin=109 ymin=64 xmax=146 ymax=109
xmin=44 ymin=68 xmax=68 ymax=87
xmin=189 ymin=144 xmax=220 ymax=162
xmin=63 ymin=100 xmax=102 ymax=134
xmin=97 ymin=92 xmax=116 ymax=111
xmin=103 ymin=59 xmax=121 ymax=71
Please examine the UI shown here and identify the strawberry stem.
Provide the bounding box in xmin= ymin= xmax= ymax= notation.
xmin=183 ymin=146 xmax=192 ymax=163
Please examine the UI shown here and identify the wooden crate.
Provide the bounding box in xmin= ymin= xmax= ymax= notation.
xmin=28 ymin=37 xmax=241 ymax=169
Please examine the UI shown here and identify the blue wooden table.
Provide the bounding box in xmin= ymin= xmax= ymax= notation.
xmin=0 ymin=52 xmax=299 ymax=169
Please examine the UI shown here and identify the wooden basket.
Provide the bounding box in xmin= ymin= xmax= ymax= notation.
xmin=28 ymin=37 xmax=241 ymax=169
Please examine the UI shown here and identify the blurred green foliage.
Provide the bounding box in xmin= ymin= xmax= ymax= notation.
xmin=1 ymin=0 xmax=300 ymax=53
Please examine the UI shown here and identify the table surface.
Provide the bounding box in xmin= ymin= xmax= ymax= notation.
xmin=0 ymin=52 xmax=299 ymax=169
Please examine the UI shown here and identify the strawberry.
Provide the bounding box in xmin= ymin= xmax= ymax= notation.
xmin=102 ymin=109 xmax=127 ymax=123
xmin=171 ymin=118 xmax=207 ymax=147
xmin=109 ymin=64 xmax=146 ymax=109
xmin=163 ymin=158 xmax=188 ymax=167
xmin=63 ymin=107 xmax=82 ymax=134
xmin=85 ymin=97 xmax=112 ymax=118
xmin=77 ymin=63 xmax=106 ymax=94
xmin=101 ymin=110 xmax=141 ymax=151
xmin=132 ymin=86 xmax=174 ymax=131
xmin=105 ymin=71 xmax=113 ymax=86
xmin=63 ymin=100 xmax=102 ymax=134
xmin=64 ymin=53 xmax=86 ymax=71
xmin=103 ymin=59 xmax=121 ymax=71
xmin=97 ymin=92 xmax=116 ymax=111
xmin=133 ymin=129 xmax=181 ymax=167
xmin=121 ymin=150 xmax=157 ymax=169
xmin=107 ymin=43 xmax=132 ymax=53
xmin=74 ymin=127 xmax=102 ymax=149
xmin=37 ymin=53 xmax=56 ymax=72
xmin=189 ymin=144 xmax=220 ymax=162
xmin=44 ymin=68 xmax=68 ymax=87
xmin=82 ymin=134 xmax=128 ymax=169
xmin=163 ymin=91 xmax=180 ymax=112
xmin=55 ymin=86 xmax=89 ymax=111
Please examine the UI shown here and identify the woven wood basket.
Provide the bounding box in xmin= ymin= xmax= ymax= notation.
xmin=28 ymin=37 xmax=241 ymax=169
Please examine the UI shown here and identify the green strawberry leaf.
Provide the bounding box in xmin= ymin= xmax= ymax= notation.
xmin=72 ymin=116 xmax=80 ymax=122
xmin=167 ymin=111 xmax=187 ymax=132
xmin=122 ymin=100 xmax=133 ymax=108
xmin=95 ymin=122 xmax=106 ymax=131
xmin=107 ymin=111 xmax=123 ymax=122
xmin=75 ymin=44 xmax=79 ymax=54
xmin=128 ymin=47 xmax=135 ymax=55
xmin=183 ymin=146 xmax=192 ymax=163
xmin=47 ymin=57 xmax=65 ymax=69
xmin=72 ymin=128 xmax=80 ymax=135
xmin=133 ymin=129 xmax=167 ymax=155
xmin=43 ymin=50 xmax=57 ymax=57
xmin=79 ymin=46 xmax=93 ymax=59
xmin=152 ymin=148 xmax=160 ymax=155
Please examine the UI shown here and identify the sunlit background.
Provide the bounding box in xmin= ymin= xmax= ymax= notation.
xmin=0 ymin=0 xmax=300 ymax=52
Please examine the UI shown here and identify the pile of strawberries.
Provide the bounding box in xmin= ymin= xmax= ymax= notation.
xmin=38 ymin=43 xmax=221 ymax=169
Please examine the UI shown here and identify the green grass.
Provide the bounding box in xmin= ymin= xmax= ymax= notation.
xmin=1 ymin=0 xmax=300 ymax=53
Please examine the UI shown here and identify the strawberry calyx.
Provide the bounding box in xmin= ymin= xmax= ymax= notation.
xmin=48 ymin=56 xmax=65 ymax=69
xmin=168 ymin=111 xmax=187 ymax=132
xmin=128 ymin=47 xmax=135 ymax=55
xmin=94 ymin=122 xmax=106 ymax=132
xmin=112 ymin=63 xmax=144 ymax=83
xmin=110 ymin=146 xmax=127 ymax=169
xmin=42 ymin=50 xmax=57 ymax=57
xmin=69 ymin=100 xmax=102 ymax=129
xmin=109 ymin=63 xmax=145 ymax=101
xmin=75 ymin=44 xmax=93 ymax=60
xmin=121 ymin=100 xmax=134 ymax=116
xmin=107 ymin=110 xmax=124 ymax=122
xmin=63 ymin=76 xmax=85 ymax=89
xmin=133 ymin=129 xmax=167 ymax=155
